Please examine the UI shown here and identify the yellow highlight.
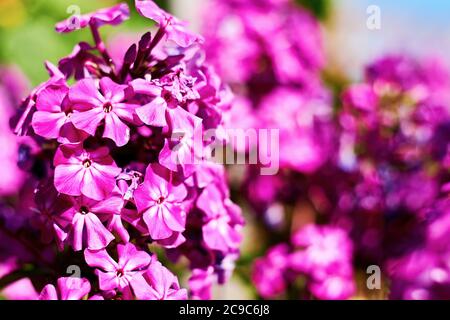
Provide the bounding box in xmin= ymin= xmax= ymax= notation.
xmin=0 ymin=0 xmax=26 ymax=28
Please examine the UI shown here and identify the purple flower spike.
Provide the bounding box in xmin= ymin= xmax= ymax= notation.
xmin=85 ymin=243 xmax=151 ymax=295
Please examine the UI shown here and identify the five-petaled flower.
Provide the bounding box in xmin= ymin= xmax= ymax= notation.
xmin=69 ymin=78 xmax=139 ymax=147
xmin=84 ymin=243 xmax=152 ymax=297
xmin=135 ymin=0 xmax=202 ymax=47
xmin=134 ymin=163 xmax=188 ymax=241
xmin=54 ymin=143 xmax=121 ymax=200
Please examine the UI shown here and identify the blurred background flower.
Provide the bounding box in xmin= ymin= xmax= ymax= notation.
xmin=0 ymin=0 xmax=449 ymax=300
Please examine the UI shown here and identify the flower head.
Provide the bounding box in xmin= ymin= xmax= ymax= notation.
xmin=131 ymin=260 xmax=187 ymax=300
xmin=69 ymin=78 xmax=139 ymax=147
xmin=56 ymin=3 xmax=130 ymax=33
xmin=54 ymin=144 xmax=121 ymax=200
xmin=39 ymin=277 xmax=91 ymax=300
xmin=85 ymin=243 xmax=151 ymax=296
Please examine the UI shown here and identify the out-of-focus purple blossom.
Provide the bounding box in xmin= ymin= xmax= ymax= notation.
xmin=202 ymin=0 xmax=324 ymax=86
xmin=290 ymin=225 xmax=353 ymax=278
xmin=252 ymin=244 xmax=290 ymax=298
xmin=189 ymin=267 xmax=215 ymax=300
xmin=252 ymin=225 xmax=355 ymax=300
xmin=258 ymin=87 xmax=333 ymax=173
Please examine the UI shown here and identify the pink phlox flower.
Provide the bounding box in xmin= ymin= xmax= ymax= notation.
xmin=69 ymin=77 xmax=140 ymax=147
xmin=197 ymin=183 xmax=243 ymax=252
xmin=54 ymin=143 xmax=122 ymax=200
xmin=189 ymin=267 xmax=215 ymax=300
xmin=130 ymin=259 xmax=187 ymax=300
xmin=289 ymin=224 xmax=353 ymax=278
xmin=134 ymin=163 xmax=188 ymax=241
xmin=84 ymin=243 xmax=152 ymax=295
xmin=13 ymin=62 xmax=66 ymax=137
xmin=131 ymin=78 xmax=201 ymax=129
xmin=32 ymin=81 xmax=87 ymax=143
xmin=117 ymin=169 xmax=144 ymax=201
xmin=32 ymin=180 xmax=73 ymax=249
xmin=135 ymin=0 xmax=202 ymax=47
xmin=56 ymin=3 xmax=130 ymax=33
xmin=251 ymin=244 xmax=290 ymax=298
xmin=39 ymin=277 xmax=91 ymax=300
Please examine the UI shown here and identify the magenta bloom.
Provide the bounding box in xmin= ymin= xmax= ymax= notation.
xmin=289 ymin=225 xmax=353 ymax=277
xmin=134 ymin=164 xmax=188 ymax=240
xmin=32 ymin=180 xmax=73 ymax=249
xmin=0 ymin=66 xmax=28 ymax=195
xmin=69 ymin=78 xmax=139 ymax=147
xmin=189 ymin=267 xmax=215 ymax=300
xmin=341 ymin=83 xmax=378 ymax=112
xmin=197 ymin=184 xmax=243 ymax=252
xmin=56 ymin=3 xmax=130 ymax=33
xmin=62 ymin=194 xmax=124 ymax=251
xmin=39 ymin=277 xmax=91 ymax=300
xmin=85 ymin=243 xmax=151 ymax=295
xmin=135 ymin=0 xmax=201 ymax=47
xmin=131 ymin=79 xmax=201 ymax=131
xmin=54 ymin=144 xmax=121 ymax=200
xmin=131 ymin=260 xmax=187 ymax=300
xmin=308 ymin=273 xmax=356 ymax=300
xmin=252 ymin=244 xmax=289 ymax=298
xmin=258 ymin=87 xmax=333 ymax=173
xmin=58 ymin=42 xmax=104 ymax=80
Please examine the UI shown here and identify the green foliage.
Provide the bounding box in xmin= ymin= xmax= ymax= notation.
xmin=296 ymin=0 xmax=330 ymax=20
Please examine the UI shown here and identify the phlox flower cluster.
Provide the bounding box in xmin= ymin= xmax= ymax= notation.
xmin=1 ymin=0 xmax=243 ymax=300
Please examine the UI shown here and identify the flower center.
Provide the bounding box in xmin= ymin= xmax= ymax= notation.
xmin=82 ymin=159 xmax=92 ymax=168
xmin=103 ymin=102 xmax=113 ymax=113
xmin=80 ymin=206 xmax=89 ymax=215
xmin=163 ymin=92 xmax=172 ymax=103
xmin=157 ymin=196 xmax=165 ymax=204
xmin=116 ymin=269 xmax=124 ymax=277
